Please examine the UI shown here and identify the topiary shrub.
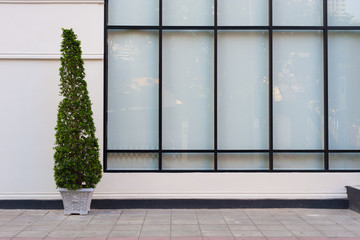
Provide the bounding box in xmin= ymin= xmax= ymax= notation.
xmin=54 ymin=28 xmax=102 ymax=190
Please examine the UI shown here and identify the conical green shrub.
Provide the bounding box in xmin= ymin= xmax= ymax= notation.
xmin=54 ymin=28 xmax=102 ymax=190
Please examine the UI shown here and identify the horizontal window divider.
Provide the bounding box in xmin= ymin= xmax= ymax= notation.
xmin=217 ymin=150 xmax=269 ymax=153
xmin=216 ymin=26 xmax=269 ymax=30
xmin=162 ymin=26 xmax=214 ymax=30
xmin=107 ymin=150 xmax=159 ymax=153
xmin=328 ymin=26 xmax=360 ymax=30
xmin=273 ymin=150 xmax=324 ymax=153
xmin=107 ymin=25 xmax=159 ymax=30
xmin=328 ymin=150 xmax=360 ymax=153
xmin=272 ymin=26 xmax=324 ymax=30
xmin=162 ymin=150 xmax=214 ymax=153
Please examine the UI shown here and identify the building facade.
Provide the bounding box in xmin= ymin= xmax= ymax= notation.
xmin=1 ymin=0 xmax=360 ymax=204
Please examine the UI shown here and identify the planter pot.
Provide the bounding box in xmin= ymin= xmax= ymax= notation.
xmin=58 ymin=188 xmax=94 ymax=215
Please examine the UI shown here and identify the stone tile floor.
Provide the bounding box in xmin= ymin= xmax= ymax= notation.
xmin=0 ymin=208 xmax=360 ymax=239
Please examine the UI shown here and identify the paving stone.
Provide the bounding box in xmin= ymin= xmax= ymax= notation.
xmin=227 ymin=224 xmax=258 ymax=231
xmin=290 ymin=229 xmax=325 ymax=237
xmin=113 ymin=224 xmax=142 ymax=231
xmin=141 ymin=225 xmax=170 ymax=231
xmin=116 ymin=219 xmax=144 ymax=225
xmin=77 ymin=230 xmax=110 ymax=237
xmin=170 ymin=230 xmax=201 ymax=237
xmin=256 ymin=224 xmax=287 ymax=231
xmin=200 ymin=224 xmax=229 ymax=231
xmin=320 ymin=230 xmax=358 ymax=237
xmin=172 ymin=220 xmax=198 ymax=225
xmin=140 ymin=230 xmax=170 ymax=237
xmin=15 ymin=230 xmax=49 ymax=237
xmin=260 ymin=230 xmax=294 ymax=237
xmin=22 ymin=210 xmax=49 ymax=216
xmin=83 ymin=224 xmax=114 ymax=231
xmin=198 ymin=219 xmax=226 ymax=224
xmin=109 ymin=231 xmax=140 ymax=237
xmin=0 ymin=230 xmax=23 ymax=237
xmin=47 ymin=230 xmax=80 ymax=238
xmin=171 ymin=225 xmax=200 ymax=231
xmin=144 ymin=220 xmax=170 ymax=225
xmin=231 ymin=230 xmax=264 ymax=237
xmin=201 ymin=230 xmax=233 ymax=237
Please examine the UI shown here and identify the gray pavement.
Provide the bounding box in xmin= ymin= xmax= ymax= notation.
xmin=0 ymin=208 xmax=360 ymax=239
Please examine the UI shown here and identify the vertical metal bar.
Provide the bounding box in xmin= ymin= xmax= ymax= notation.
xmin=103 ymin=0 xmax=109 ymax=172
xmin=323 ymin=0 xmax=329 ymax=170
xmin=269 ymin=0 xmax=274 ymax=171
xmin=159 ymin=0 xmax=163 ymax=171
xmin=214 ymin=0 xmax=218 ymax=171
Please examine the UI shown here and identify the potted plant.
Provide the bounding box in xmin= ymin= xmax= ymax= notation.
xmin=54 ymin=28 xmax=102 ymax=215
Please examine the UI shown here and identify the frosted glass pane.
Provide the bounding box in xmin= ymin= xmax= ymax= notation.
xmin=274 ymin=153 xmax=323 ymax=170
xmin=163 ymin=0 xmax=214 ymax=26
xmin=329 ymin=31 xmax=360 ymax=149
xmin=162 ymin=153 xmax=214 ymax=170
xmin=108 ymin=0 xmax=158 ymax=25
xmin=328 ymin=0 xmax=360 ymax=26
xmin=218 ymin=0 xmax=268 ymax=26
xmin=273 ymin=0 xmax=323 ymax=26
xmin=218 ymin=31 xmax=269 ymax=150
xmin=107 ymin=153 xmax=158 ymax=170
xmin=273 ymin=31 xmax=323 ymax=150
xmin=107 ymin=31 xmax=158 ymax=150
xmin=218 ymin=153 xmax=269 ymax=170
xmin=329 ymin=153 xmax=360 ymax=170
xmin=162 ymin=31 xmax=214 ymax=149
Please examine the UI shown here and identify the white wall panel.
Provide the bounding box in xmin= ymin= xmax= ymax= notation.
xmin=0 ymin=2 xmax=103 ymax=56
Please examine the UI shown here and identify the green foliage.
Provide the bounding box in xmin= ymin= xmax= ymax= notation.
xmin=54 ymin=28 xmax=102 ymax=190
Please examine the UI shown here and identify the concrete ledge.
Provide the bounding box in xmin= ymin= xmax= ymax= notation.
xmin=346 ymin=185 xmax=360 ymax=213
xmin=0 ymin=199 xmax=349 ymax=209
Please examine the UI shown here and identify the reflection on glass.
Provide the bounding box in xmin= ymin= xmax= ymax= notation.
xmin=273 ymin=0 xmax=323 ymax=26
xmin=218 ymin=31 xmax=269 ymax=150
xmin=162 ymin=31 xmax=214 ymax=150
xmin=108 ymin=0 xmax=159 ymax=25
xmin=218 ymin=153 xmax=269 ymax=170
xmin=328 ymin=0 xmax=360 ymax=26
xmin=218 ymin=0 xmax=268 ymax=26
xmin=273 ymin=31 xmax=323 ymax=150
xmin=163 ymin=0 xmax=214 ymax=26
xmin=107 ymin=31 xmax=158 ymax=150
xmin=107 ymin=153 xmax=158 ymax=170
xmin=329 ymin=153 xmax=360 ymax=170
xmin=162 ymin=153 xmax=214 ymax=170
xmin=328 ymin=31 xmax=360 ymax=149
xmin=274 ymin=153 xmax=323 ymax=170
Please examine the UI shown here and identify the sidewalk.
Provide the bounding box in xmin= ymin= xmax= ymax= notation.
xmin=0 ymin=208 xmax=360 ymax=239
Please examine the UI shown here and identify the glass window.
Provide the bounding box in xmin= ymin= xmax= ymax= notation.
xmin=218 ymin=30 xmax=269 ymax=150
xmin=106 ymin=1 xmax=360 ymax=171
xmin=107 ymin=30 xmax=159 ymax=150
xmin=273 ymin=31 xmax=324 ymax=150
xmin=328 ymin=31 xmax=360 ymax=150
xmin=328 ymin=0 xmax=360 ymax=26
xmin=218 ymin=0 xmax=268 ymax=26
xmin=108 ymin=0 xmax=159 ymax=26
xmin=163 ymin=0 xmax=214 ymax=26
xmin=273 ymin=0 xmax=323 ymax=26
xmin=162 ymin=31 xmax=214 ymax=150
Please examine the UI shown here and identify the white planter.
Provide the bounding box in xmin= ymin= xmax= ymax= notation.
xmin=58 ymin=188 xmax=94 ymax=215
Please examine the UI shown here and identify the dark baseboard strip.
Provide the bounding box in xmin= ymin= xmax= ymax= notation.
xmin=0 ymin=199 xmax=349 ymax=209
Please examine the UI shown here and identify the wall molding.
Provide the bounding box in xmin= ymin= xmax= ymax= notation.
xmin=0 ymin=0 xmax=103 ymax=4
xmin=0 ymin=53 xmax=103 ymax=60
xmin=0 ymin=192 xmax=347 ymax=200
